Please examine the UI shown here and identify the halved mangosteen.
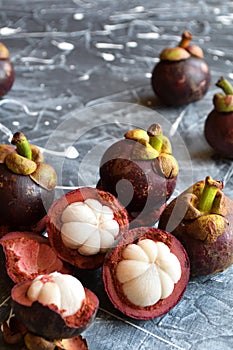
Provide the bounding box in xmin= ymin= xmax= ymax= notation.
xmin=103 ymin=227 xmax=190 ymax=320
xmin=11 ymin=271 xmax=99 ymax=340
xmin=46 ymin=187 xmax=129 ymax=269
xmin=0 ymin=231 xmax=68 ymax=283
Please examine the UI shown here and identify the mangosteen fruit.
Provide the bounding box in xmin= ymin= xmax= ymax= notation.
xmin=151 ymin=30 xmax=210 ymax=106
xmin=0 ymin=231 xmax=68 ymax=283
xmin=159 ymin=176 xmax=233 ymax=276
xmin=103 ymin=227 xmax=190 ymax=319
xmin=98 ymin=123 xmax=178 ymax=227
xmin=11 ymin=271 xmax=99 ymax=340
xmin=46 ymin=186 xmax=129 ymax=269
xmin=0 ymin=131 xmax=57 ymax=235
xmin=0 ymin=42 xmax=15 ymax=96
xmin=204 ymin=77 xmax=233 ymax=158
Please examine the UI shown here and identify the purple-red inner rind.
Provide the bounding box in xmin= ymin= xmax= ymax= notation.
xmin=11 ymin=280 xmax=99 ymax=340
xmin=0 ymin=231 xmax=67 ymax=283
xmin=46 ymin=187 xmax=129 ymax=269
xmin=102 ymin=227 xmax=190 ymax=320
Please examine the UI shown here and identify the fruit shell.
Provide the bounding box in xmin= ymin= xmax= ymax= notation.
xmin=0 ymin=231 xmax=69 ymax=283
xmin=46 ymin=187 xmax=129 ymax=269
xmin=0 ymin=163 xmax=54 ymax=235
xmin=11 ymin=280 xmax=99 ymax=340
xmin=0 ymin=59 xmax=14 ymax=97
xmin=99 ymin=139 xmax=177 ymax=214
xmin=151 ymin=56 xmax=210 ymax=106
xmin=102 ymin=227 xmax=190 ymax=320
xmin=158 ymin=184 xmax=233 ymax=276
xmin=204 ymin=110 xmax=233 ymax=158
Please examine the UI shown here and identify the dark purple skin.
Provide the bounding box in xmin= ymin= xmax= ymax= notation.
xmin=151 ymin=56 xmax=210 ymax=106
xmin=159 ymin=190 xmax=233 ymax=276
xmin=0 ymin=164 xmax=54 ymax=235
xmin=99 ymin=139 xmax=177 ymax=215
xmin=204 ymin=110 xmax=233 ymax=158
xmin=0 ymin=59 xmax=14 ymax=96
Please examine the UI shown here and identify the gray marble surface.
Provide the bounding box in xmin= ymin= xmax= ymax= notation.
xmin=0 ymin=0 xmax=233 ymax=349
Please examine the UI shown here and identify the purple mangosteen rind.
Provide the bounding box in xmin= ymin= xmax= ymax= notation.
xmin=11 ymin=280 xmax=99 ymax=340
xmin=0 ymin=42 xmax=15 ymax=97
xmin=46 ymin=186 xmax=129 ymax=269
xmin=151 ymin=30 xmax=210 ymax=106
xmin=204 ymin=77 xmax=233 ymax=158
xmin=158 ymin=177 xmax=233 ymax=276
xmin=99 ymin=125 xmax=178 ymax=221
xmin=102 ymin=227 xmax=190 ymax=320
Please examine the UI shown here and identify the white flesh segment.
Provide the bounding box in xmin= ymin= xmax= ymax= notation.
xmin=116 ymin=260 xmax=150 ymax=283
xmin=122 ymin=244 xmax=149 ymax=262
xmin=61 ymin=202 xmax=97 ymax=225
xmin=157 ymin=267 xmax=175 ymax=299
xmin=61 ymin=222 xmax=95 ymax=249
xmin=137 ymin=239 xmax=158 ymax=263
xmin=85 ymin=198 xmax=103 ymax=217
xmin=78 ymin=231 xmax=100 ymax=256
xmin=122 ymin=264 xmax=161 ymax=307
xmin=99 ymin=220 xmax=119 ymax=237
xmin=60 ymin=199 xmax=119 ymax=255
xmin=27 ymin=272 xmax=86 ymax=317
xmin=156 ymin=253 xmax=181 ymax=283
xmin=99 ymin=230 xmax=115 ymax=252
xmin=116 ymin=239 xmax=181 ymax=307
xmin=54 ymin=273 xmax=85 ymax=316
xmin=37 ymin=282 xmax=61 ymax=310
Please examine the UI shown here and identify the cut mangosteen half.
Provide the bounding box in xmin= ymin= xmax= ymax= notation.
xmin=46 ymin=187 xmax=129 ymax=269
xmin=11 ymin=271 xmax=99 ymax=340
xmin=0 ymin=231 xmax=68 ymax=283
xmin=103 ymin=227 xmax=190 ymax=320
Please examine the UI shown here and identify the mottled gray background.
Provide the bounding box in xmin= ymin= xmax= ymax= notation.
xmin=0 ymin=1 xmax=233 ymax=349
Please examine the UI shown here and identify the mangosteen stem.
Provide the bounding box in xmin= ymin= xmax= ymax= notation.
xmin=147 ymin=124 xmax=163 ymax=153
xmin=216 ymin=77 xmax=233 ymax=95
xmin=178 ymin=30 xmax=192 ymax=49
xmin=198 ymin=176 xmax=223 ymax=213
xmin=11 ymin=132 xmax=32 ymax=160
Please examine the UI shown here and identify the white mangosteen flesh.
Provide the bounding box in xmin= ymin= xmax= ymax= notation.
xmin=60 ymin=199 xmax=120 ymax=256
xmin=116 ymin=239 xmax=181 ymax=307
xmin=26 ymin=272 xmax=86 ymax=317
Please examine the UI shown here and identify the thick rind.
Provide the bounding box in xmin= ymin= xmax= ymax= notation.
xmin=46 ymin=187 xmax=129 ymax=269
xmin=102 ymin=227 xmax=190 ymax=320
xmin=0 ymin=231 xmax=66 ymax=283
xmin=11 ymin=280 xmax=99 ymax=340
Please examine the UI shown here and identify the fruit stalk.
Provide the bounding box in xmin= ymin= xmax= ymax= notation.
xmin=147 ymin=124 xmax=163 ymax=152
xmin=198 ymin=176 xmax=223 ymax=213
xmin=216 ymin=77 xmax=233 ymax=95
xmin=11 ymin=132 xmax=32 ymax=160
xmin=178 ymin=30 xmax=192 ymax=49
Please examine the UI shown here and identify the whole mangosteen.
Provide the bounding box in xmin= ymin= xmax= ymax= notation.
xmin=0 ymin=132 xmax=57 ymax=235
xmin=204 ymin=77 xmax=233 ymax=158
xmin=11 ymin=271 xmax=99 ymax=340
xmin=0 ymin=42 xmax=15 ymax=96
xmin=98 ymin=123 xmax=179 ymax=227
xmin=46 ymin=186 xmax=129 ymax=269
xmin=151 ymin=30 xmax=210 ymax=106
xmin=159 ymin=176 xmax=233 ymax=276
xmin=102 ymin=227 xmax=190 ymax=319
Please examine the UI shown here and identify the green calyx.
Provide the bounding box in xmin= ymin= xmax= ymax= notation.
xmin=213 ymin=77 xmax=233 ymax=112
xmin=159 ymin=30 xmax=204 ymax=62
xmin=125 ymin=123 xmax=168 ymax=160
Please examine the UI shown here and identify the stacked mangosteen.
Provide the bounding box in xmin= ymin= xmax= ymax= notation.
xmin=1 ymin=31 xmax=233 ymax=350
